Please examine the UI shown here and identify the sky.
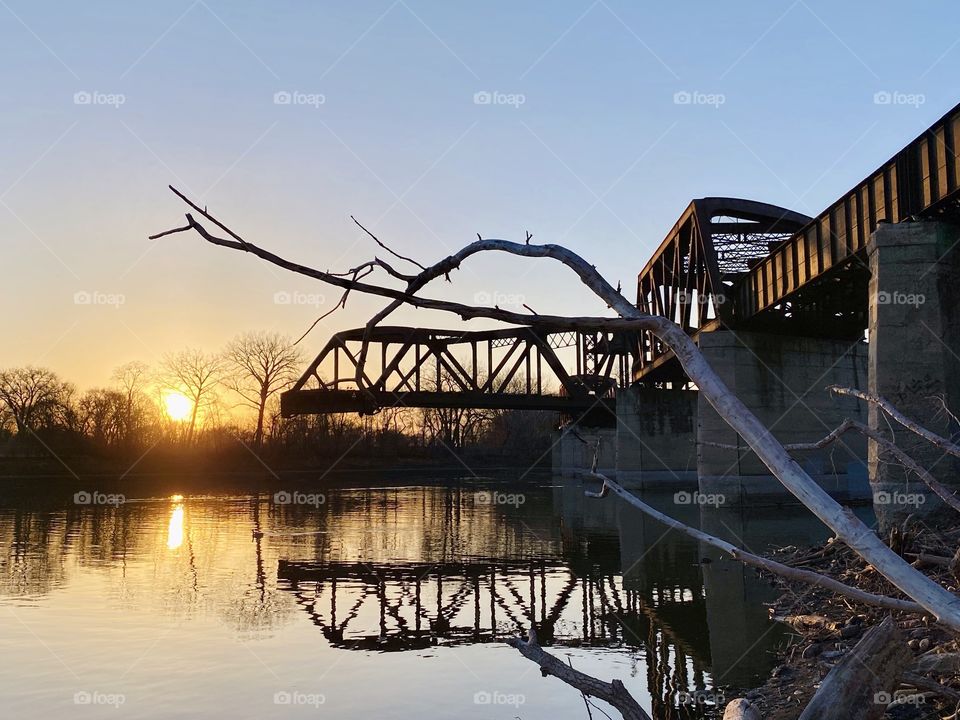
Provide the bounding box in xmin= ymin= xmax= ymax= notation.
xmin=2 ymin=1 xmax=958 ymax=390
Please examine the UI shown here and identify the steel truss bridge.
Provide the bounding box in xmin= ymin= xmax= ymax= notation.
xmin=283 ymin=102 xmax=960 ymax=415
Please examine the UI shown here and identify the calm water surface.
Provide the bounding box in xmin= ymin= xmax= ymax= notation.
xmin=0 ymin=471 xmax=839 ymax=719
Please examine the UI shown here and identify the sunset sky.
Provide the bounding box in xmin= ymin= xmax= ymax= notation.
xmin=2 ymin=1 xmax=957 ymax=389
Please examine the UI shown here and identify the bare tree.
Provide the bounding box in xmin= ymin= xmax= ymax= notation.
xmin=222 ymin=331 xmax=302 ymax=446
xmin=160 ymin=349 xmax=224 ymax=444
xmin=0 ymin=366 xmax=75 ymax=435
xmin=110 ymin=361 xmax=154 ymax=447
xmin=153 ymin=188 xmax=960 ymax=630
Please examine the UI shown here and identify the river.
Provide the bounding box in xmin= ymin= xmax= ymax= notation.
xmin=0 ymin=471 xmax=848 ymax=719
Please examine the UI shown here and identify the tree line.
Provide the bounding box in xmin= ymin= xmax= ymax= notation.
xmin=0 ymin=331 xmax=555 ymax=465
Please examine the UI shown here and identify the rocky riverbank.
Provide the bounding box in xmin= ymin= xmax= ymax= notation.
xmin=727 ymin=529 xmax=960 ymax=720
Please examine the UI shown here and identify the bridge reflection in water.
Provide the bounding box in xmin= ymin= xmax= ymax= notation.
xmin=268 ymin=481 xmax=821 ymax=718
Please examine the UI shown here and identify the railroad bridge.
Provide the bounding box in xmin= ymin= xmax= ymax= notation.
xmin=283 ymin=102 xmax=960 ymax=503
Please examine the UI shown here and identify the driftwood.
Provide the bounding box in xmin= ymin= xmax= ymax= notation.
xmin=584 ymin=472 xmax=923 ymax=612
xmin=722 ymin=698 xmax=763 ymax=720
xmin=506 ymin=627 xmax=652 ymax=720
xmin=797 ymin=617 xmax=909 ymax=720
xmin=154 ymin=188 xmax=960 ymax=630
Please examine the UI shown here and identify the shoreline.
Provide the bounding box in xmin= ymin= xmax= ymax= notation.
xmin=731 ymin=533 xmax=960 ymax=719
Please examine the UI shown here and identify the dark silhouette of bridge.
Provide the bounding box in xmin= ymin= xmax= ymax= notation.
xmin=282 ymin=102 xmax=960 ymax=418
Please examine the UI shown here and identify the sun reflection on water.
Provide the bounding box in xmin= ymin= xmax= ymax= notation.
xmin=167 ymin=503 xmax=184 ymax=550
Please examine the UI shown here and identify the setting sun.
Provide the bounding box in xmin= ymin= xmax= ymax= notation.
xmin=162 ymin=391 xmax=193 ymax=421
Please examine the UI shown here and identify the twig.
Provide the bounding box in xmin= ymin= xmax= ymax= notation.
xmin=350 ymin=215 xmax=427 ymax=271
xmin=829 ymin=386 xmax=960 ymax=460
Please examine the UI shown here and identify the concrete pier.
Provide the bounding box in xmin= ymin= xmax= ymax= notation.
xmin=868 ymin=221 xmax=960 ymax=523
xmin=614 ymin=386 xmax=697 ymax=488
xmin=696 ymin=330 xmax=869 ymax=503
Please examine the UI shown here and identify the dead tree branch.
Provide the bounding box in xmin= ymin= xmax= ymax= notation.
xmin=507 ymin=627 xmax=652 ymax=720
xmin=583 ymin=471 xmax=923 ymax=613
xmin=704 ymin=417 xmax=960 ymax=514
xmin=153 ymin=186 xmax=960 ymax=631
xmin=829 ymin=386 xmax=960 ymax=459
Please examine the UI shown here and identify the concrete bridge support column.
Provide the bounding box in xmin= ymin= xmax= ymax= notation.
xmin=697 ymin=331 xmax=869 ymax=503
xmin=614 ymin=386 xmax=697 ymax=489
xmin=868 ymin=221 xmax=960 ymax=526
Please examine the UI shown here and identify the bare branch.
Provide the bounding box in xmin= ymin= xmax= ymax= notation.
xmin=154 ymin=186 xmax=960 ymax=631
xmin=829 ymin=386 xmax=960 ymax=459
xmin=583 ymin=470 xmax=924 ymax=613
xmin=350 ymin=215 xmax=427 ymax=271
xmin=703 ymin=417 xmax=960 ymax=514
xmin=507 ymin=627 xmax=651 ymax=720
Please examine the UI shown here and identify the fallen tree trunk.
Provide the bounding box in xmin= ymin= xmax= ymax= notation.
xmin=507 ymin=627 xmax=652 ymax=720
xmin=797 ymin=617 xmax=909 ymax=720
xmin=154 ymin=188 xmax=960 ymax=631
